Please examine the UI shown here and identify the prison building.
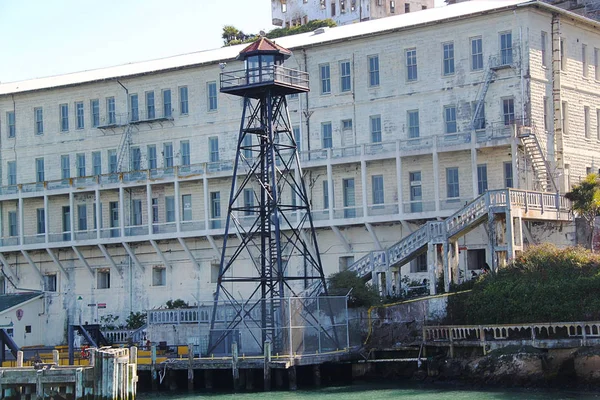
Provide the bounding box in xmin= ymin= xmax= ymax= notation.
xmin=271 ymin=0 xmax=435 ymax=27
xmin=0 ymin=0 xmax=597 ymax=347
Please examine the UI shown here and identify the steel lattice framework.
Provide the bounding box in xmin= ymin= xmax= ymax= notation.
xmin=208 ymin=86 xmax=331 ymax=355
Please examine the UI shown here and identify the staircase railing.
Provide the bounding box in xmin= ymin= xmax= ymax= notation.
xmin=518 ymin=126 xmax=557 ymax=192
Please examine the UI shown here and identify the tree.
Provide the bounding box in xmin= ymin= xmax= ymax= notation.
xmin=328 ymin=270 xmax=380 ymax=308
xmin=565 ymin=173 xmax=600 ymax=248
xmin=222 ymin=25 xmax=256 ymax=47
xmin=221 ymin=19 xmax=337 ymax=47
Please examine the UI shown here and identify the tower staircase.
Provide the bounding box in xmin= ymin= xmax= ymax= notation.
xmin=517 ymin=126 xmax=557 ymax=192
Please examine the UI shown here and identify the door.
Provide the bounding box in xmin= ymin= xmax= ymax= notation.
xmin=343 ymin=178 xmax=356 ymax=218
xmin=62 ymin=206 xmax=71 ymax=241
xmin=409 ymin=172 xmax=422 ymax=213
xmin=110 ymin=201 xmax=119 ymax=237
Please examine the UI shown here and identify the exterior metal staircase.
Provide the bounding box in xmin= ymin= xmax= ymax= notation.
xmin=518 ymin=126 xmax=557 ymax=192
xmin=116 ymin=124 xmax=133 ymax=172
xmin=470 ymin=55 xmax=504 ymax=131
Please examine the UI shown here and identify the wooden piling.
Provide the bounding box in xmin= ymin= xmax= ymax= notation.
xmin=232 ymin=342 xmax=240 ymax=391
xmin=187 ymin=343 xmax=194 ymax=391
xmin=288 ymin=366 xmax=297 ymax=391
xmin=150 ymin=345 xmax=158 ymax=391
xmin=16 ymin=351 xmax=23 ymax=367
xmin=263 ymin=340 xmax=271 ymax=391
xmin=313 ymin=364 xmax=321 ymax=387
xmin=53 ymin=349 xmax=59 ymax=365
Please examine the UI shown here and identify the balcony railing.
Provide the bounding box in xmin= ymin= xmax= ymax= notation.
xmin=220 ymin=65 xmax=309 ymax=91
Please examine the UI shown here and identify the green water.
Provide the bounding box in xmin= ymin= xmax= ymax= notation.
xmin=138 ymin=383 xmax=600 ymax=399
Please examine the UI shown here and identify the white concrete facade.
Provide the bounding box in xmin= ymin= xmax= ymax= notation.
xmin=271 ymin=0 xmax=434 ymax=27
xmin=0 ymin=1 xmax=597 ymax=347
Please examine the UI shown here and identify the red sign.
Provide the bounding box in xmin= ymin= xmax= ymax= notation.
xmin=97 ymin=303 xmax=107 ymax=309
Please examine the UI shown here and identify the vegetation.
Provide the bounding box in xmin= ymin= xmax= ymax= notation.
xmin=99 ymin=314 xmax=120 ymax=330
xmin=125 ymin=312 xmax=147 ymax=329
xmin=565 ymin=173 xmax=600 ymax=248
xmin=328 ymin=270 xmax=381 ymax=308
xmin=165 ymin=299 xmax=189 ymax=309
xmin=222 ymin=19 xmax=337 ymax=46
xmin=446 ymin=244 xmax=600 ymax=324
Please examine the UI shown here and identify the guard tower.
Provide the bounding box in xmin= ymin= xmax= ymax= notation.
xmin=208 ymin=38 xmax=330 ymax=355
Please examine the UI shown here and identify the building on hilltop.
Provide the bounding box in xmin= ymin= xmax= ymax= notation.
xmin=271 ymin=0 xmax=434 ymax=27
xmin=446 ymin=0 xmax=600 ymax=21
xmin=0 ymin=0 xmax=597 ymax=348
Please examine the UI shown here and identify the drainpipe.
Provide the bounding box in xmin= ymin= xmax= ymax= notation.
xmin=551 ymin=13 xmax=564 ymax=192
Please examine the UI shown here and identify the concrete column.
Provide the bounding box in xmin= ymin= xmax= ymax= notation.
xmin=43 ymin=194 xmax=49 ymax=243
xmin=487 ymin=212 xmax=496 ymax=272
xmin=449 ymin=240 xmax=459 ymax=285
xmin=443 ymin=241 xmax=450 ymax=293
xmin=396 ymin=140 xmax=404 ymax=217
xmin=151 ymin=345 xmax=158 ymax=391
xmin=119 ymin=186 xmax=125 ymax=237
xmin=95 ymin=187 xmax=101 ymax=239
xmin=187 ymin=343 xmax=194 ymax=391
xmin=361 ymin=160 xmax=368 ymax=218
xmin=18 ymin=192 xmax=24 ymax=245
xmin=174 ymin=179 xmax=181 ymax=233
xmin=471 ymin=132 xmax=479 ymax=198
xmin=432 ymin=140 xmax=440 ymax=213
xmin=52 ymin=349 xmax=59 ymax=365
xmin=69 ymin=191 xmax=75 ymax=240
xmin=147 ymin=182 xmax=153 ymax=235
xmin=327 ymin=151 xmax=334 ymax=220
xmin=505 ymin=209 xmax=515 ymax=263
xmin=427 ymin=243 xmax=437 ymax=295
xmin=203 ymin=175 xmax=210 ymax=230
xmin=511 ymin=129 xmax=519 ymax=189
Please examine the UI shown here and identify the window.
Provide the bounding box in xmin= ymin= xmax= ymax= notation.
xmin=36 ymin=208 xmax=45 ymax=235
xmin=321 ymin=122 xmax=332 ymax=148
xmin=406 ymin=49 xmax=417 ymax=81
xmin=109 ymin=201 xmax=119 ymax=237
xmin=562 ymin=101 xmax=569 ymax=134
xmin=541 ymin=31 xmax=548 ymax=68
xmin=180 ymin=141 xmax=190 ymax=166
xmin=165 ymin=196 xmax=175 ymax=223
xmin=342 ymin=119 xmax=353 ymax=131
xmin=179 ymin=86 xmax=189 ymax=114
xmin=181 ymin=194 xmax=192 ymax=221
xmin=585 ymin=106 xmax=590 ymax=138
xmin=323 ymin=180 xmax=330 ymax=209
xmin=597 ymin=109 xmax=600 ymax=140
xmin=7 ymin=161 xmax=16 ymax=185
xmin=208 ymin=82 xmax=218 ymax=111
xmin=477 ymin=164 xmax=488 ymax=195
xmin=560 ymin=38 xmax=566 ymax=71
xmin=209 ymin=137 xmax=219 ymax=162
xmin=130 ymin=147 xmax=141 ymax=171
xmin=343 ymin=178 xmax=356 ymax=218
xmin=92 ymin=152 xmax=101 ymax=176
xmin=8 ymin=211 xmax=17 ymax=237
xmin=410 ymin=253 xmax=427 ymax=273
xmin=36 ymin=158 xmax=45 ymax=183
xmin=76 ymin=101 xmax=84 ymax=129
xmin=282 ymin=1 xmax=287 ymax=12
xmin=243 ymin=188 xmax=254 ymax=215
xmin=471 ymin=37 xmax=483 ymax=71
xmin=107 ymin=97 xmax=116 ymax=125
xmin=78 ymin=204 xmax=87 ymax=231
xmin=130 ymin=94 xmax=139 ymax=122
xmin=44 ymin=274 xmax=57 ymax=292
xmin=108 ymin=150 xmax=118 ymax=174
xmin=340 ymin=0 xmax=345 ymax=13
xmin=407 ymin=110 xmax=419 ymax=138
xmin=211 ymin=263 xmax=220 ymax=283
xmin=403 ymin=2 xmax=408 ymax=13
xmin=331 ymin=2 xmax=336 ymax=16
xmin=144 ymin=91 xmax=154 ymax=120
xmin=210 ymin=191 xmax=221 ymax=229
xmin=319 ymin=64 xmax=331 ymax=94
xmin=504 ymin=162 xmax=513 ymax=188
xmin=163 ymin=89 xmax=172 ymax=118
xmin=370 ymin=115 xmax=382 ymax=143
xmin=543 ymin=97 xmax=549 ymax=132
xmin=500 ymin=32 xmax=512 ymax=65
xmin=368 ymin=55 xmax=380 ymax=87
xmin=60 ymin=104 xmax=69 ymax=132
xmin=243 ymin=134 xmax=253 ymax=159
xmin=472 ymin=102 xmax=485 ymax=130
xmin=372 ymin=175 xmax=384 ymax=205
xmin=444 ymin=106 xmax=457 ymax=134
xmin=152 ymin=266 xmax=166 ymax=286
xmin=77 ymin=153 xmax=86 ymax=177
xmin=97 ymin=269 xmax=110 ymax=289
xmin=583 ymin=44 xmax=588 ymax=77
xmin=340 ymin=61 xmax=351 ymax=92
xmin=446 ymin=167 xmax=459 ymax=199
xmin=147 ymin=145 xmax=157 ymax=169
xmin=443 ymin=42 xmax=455 ymax=75
xmin=131 ymin=199 xmax=142 ymax=225
xmin=164 ymin=142 xmax=174 ymax=167
xmin=33 ymin=107 xmax=44 ymax=135
xmin=595 ymin=48 xmax=599 ymax=80
xmin=7 ymin=111 xmax=15 ymax=138
xmin=152 ymin=198 xmax=158 ymax=229
xmin=503 ymin=98 xmax=515 ymax=126
xmin=61 ymin=155 xmax=70 ymax=179
xmin=91 ymin=99 xmax=100 ymax=127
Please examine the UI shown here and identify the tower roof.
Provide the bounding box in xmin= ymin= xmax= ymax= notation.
xmin=237 ymin=37 xmax=292 ymax=60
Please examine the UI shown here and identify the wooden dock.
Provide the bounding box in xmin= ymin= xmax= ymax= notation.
xmin=0 ymin=347 xmax=137 ymax=400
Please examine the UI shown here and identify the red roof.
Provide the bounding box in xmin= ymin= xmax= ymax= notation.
xmin=238 ymin=37 xmax=292 ymax=58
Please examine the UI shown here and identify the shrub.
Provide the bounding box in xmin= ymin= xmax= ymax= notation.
xmin=328 ymin=270 xmax=381 ymax=308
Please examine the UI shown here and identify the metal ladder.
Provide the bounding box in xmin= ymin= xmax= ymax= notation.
xmin=518 ymin=126 xmax=556 ymax=192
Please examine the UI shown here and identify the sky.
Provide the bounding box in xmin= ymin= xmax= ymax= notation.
xmin=0 ymin=0 xmax=275 ymax=83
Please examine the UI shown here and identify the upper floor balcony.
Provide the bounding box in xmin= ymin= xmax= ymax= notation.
xmin=220 ymin=65 xmax=309 ymax=98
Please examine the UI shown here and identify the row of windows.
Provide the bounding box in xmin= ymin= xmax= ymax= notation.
xmin=319 ymin=99 xmax=515 ymax=147
xmin=318 ymin=33 xmax=513 ymax=94
xmin=542 ymin=99 xmax=600 ymax=140
xmin=540 ymin=31 xmax=600 ymax=79
xmin=3 ymin=83 xmax=218 ymax=138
